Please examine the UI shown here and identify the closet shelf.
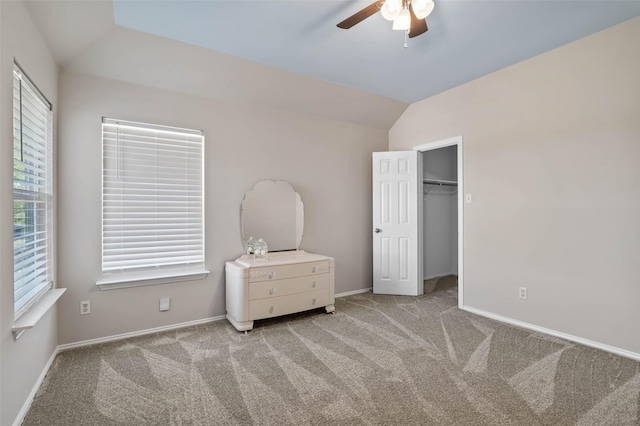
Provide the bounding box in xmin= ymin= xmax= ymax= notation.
xmin=423 ymin=179 xmax=457 ymax=187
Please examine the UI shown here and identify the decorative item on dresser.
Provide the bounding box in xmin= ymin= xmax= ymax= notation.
xmin=225 ymin=180 xmax=335 ymax=332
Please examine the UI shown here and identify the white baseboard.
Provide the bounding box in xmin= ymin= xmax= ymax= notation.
xmin=335 ymin=288 xmax=371 ymax=298
xmin=57 ymin=290 xmax=374 ymax=352
xmin=461 ymin=305 xmax=640 ymax=362
xmin=13 ymin=347 xmax=59 ymax=426
xmin=58 ymin=315 xmax=226 ymax=352
xmin=58 ymin=289 xmax=375 ymax=351
xmin=423 ymin=272 xmax=458 ymax=280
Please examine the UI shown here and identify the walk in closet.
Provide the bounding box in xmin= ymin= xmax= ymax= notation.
xmin=422 ymin=145 xmax=458 ymax=282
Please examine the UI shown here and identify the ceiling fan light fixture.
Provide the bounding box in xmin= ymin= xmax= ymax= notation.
xmin=411 ymin=0 xmax=434 ymax=19
xmin=381 ymin=0 xmax=402 ymax=21
xmin=335 ymin=0 xmax=430 ymax=47
xmin=392 ymin=8 xmax=411 ymax=30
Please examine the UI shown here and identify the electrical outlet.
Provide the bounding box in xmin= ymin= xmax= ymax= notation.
xmin=465 ymin=193 xmax=472 ymax=203
xmin=80 ymin=300 xmax=91 ymax=315
xmin=519 ymin=287 xmax=527 ymax=300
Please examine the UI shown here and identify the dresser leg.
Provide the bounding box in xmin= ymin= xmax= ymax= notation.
xmin=227 ymin=315 xmax=254 ymax=332
xmin=324 ymin=304 xmax=335 ymax=314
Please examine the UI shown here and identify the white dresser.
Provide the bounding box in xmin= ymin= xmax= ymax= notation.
xmin=225 ymin=250 xmax=335 ymax=332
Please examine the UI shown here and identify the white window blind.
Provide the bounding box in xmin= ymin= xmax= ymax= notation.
xmin=13 ymin=64 xmax=54 ymax=318
xmin=101 ymin=118 xmax=205 ymax=283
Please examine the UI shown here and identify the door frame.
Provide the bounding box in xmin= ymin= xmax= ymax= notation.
xmin=413 ymin=136 xmax=464 ymax=307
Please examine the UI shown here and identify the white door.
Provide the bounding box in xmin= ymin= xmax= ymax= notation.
xmin=372 ymin=151 xmax=421 ymax=296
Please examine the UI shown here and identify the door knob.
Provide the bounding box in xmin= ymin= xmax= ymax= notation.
xmin=374 ymin=228 xmax=382 ymax=233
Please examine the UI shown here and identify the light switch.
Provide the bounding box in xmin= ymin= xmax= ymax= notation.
xmin=159 ymin=297 xmax=171 ymax=312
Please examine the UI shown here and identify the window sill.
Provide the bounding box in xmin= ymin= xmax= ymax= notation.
xmin=96 ymin=269 xmax=210 ymax=290
xmin=12 ymin=288 xmax=67 ymax=340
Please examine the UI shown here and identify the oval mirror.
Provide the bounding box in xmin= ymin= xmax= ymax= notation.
xmin=241 ymin=180 xmax=304 ymax=252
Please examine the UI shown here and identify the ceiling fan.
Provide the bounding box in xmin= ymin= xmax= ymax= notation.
xmin=337 ymin=0 xmax=435 ymax=40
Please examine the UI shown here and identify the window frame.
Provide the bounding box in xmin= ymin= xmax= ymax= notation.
xmin=97 ymin=118 xmax=208 ymax=290
xmin=12 ymin=62 xmax=55 ymax=320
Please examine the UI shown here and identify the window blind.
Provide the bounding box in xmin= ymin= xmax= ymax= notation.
xmin=101 ymin=118 xmax=205 ymax=279
xmin=13 ymin=64 xmax=54 ymax=318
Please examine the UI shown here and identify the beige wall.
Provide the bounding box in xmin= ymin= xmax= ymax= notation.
xmin=390 ymin=17 xmax=640 ymax=354
xmin=60 ymin=26 xmax=407 ymax=131
xmin=57 ymin=71 xmax=386 ymax=345
xmin=1 ymin=2 xmax=59 ymax=425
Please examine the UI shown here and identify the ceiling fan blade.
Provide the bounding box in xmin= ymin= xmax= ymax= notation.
xmin=408 ymin=4 xmax=428 ymax=38
xmin=337 ymin=1 xmax=384 ymax=29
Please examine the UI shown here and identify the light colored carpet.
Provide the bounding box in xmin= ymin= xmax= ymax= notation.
xmin=24 ymin=277 xmax=640 ymax=425
xmin=424 ymin=275 xmax=457 ymax=294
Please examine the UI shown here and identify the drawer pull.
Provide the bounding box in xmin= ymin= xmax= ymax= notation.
xmin=312 ymin=298 xmax=317 ymax=306
xmin=312 ymin=267 xmax=316 ymax=273
xmin=269 ymin=307 xmax=274 ymax=313
xmin=312 ymin=282 xmax=316 ymax=288
xmin=268 ymin=272 xmax=275 ymax=279
xmin=269 ymin=288 xmax=275 ymax=295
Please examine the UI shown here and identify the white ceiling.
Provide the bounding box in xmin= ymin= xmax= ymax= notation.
xmin=108 ymin=0 xmax=640 ymax=103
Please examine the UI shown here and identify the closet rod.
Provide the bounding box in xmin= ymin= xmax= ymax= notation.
xmin=423 ymin=179 xmax=457 ymax=187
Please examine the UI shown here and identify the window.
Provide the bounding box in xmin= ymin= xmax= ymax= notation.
xmin=13 ymin=63 xmax=54 ymax=318
xmin=98 ymin=118 xmax=207 ymax=289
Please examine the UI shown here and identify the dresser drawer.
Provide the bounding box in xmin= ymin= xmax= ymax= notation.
xmin=249 ymin=289 xmax=331 ymax=320
xmin=249 ymin=260 xmax=329 ymax=283
xmin=249 ymin=273 xmax=329 ymax=300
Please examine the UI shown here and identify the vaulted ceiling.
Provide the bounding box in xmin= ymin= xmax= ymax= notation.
xmin=112 ymin=0 xmax=640 ymax=103
xmin=24 ymin=0 xmax=640 ymax=128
